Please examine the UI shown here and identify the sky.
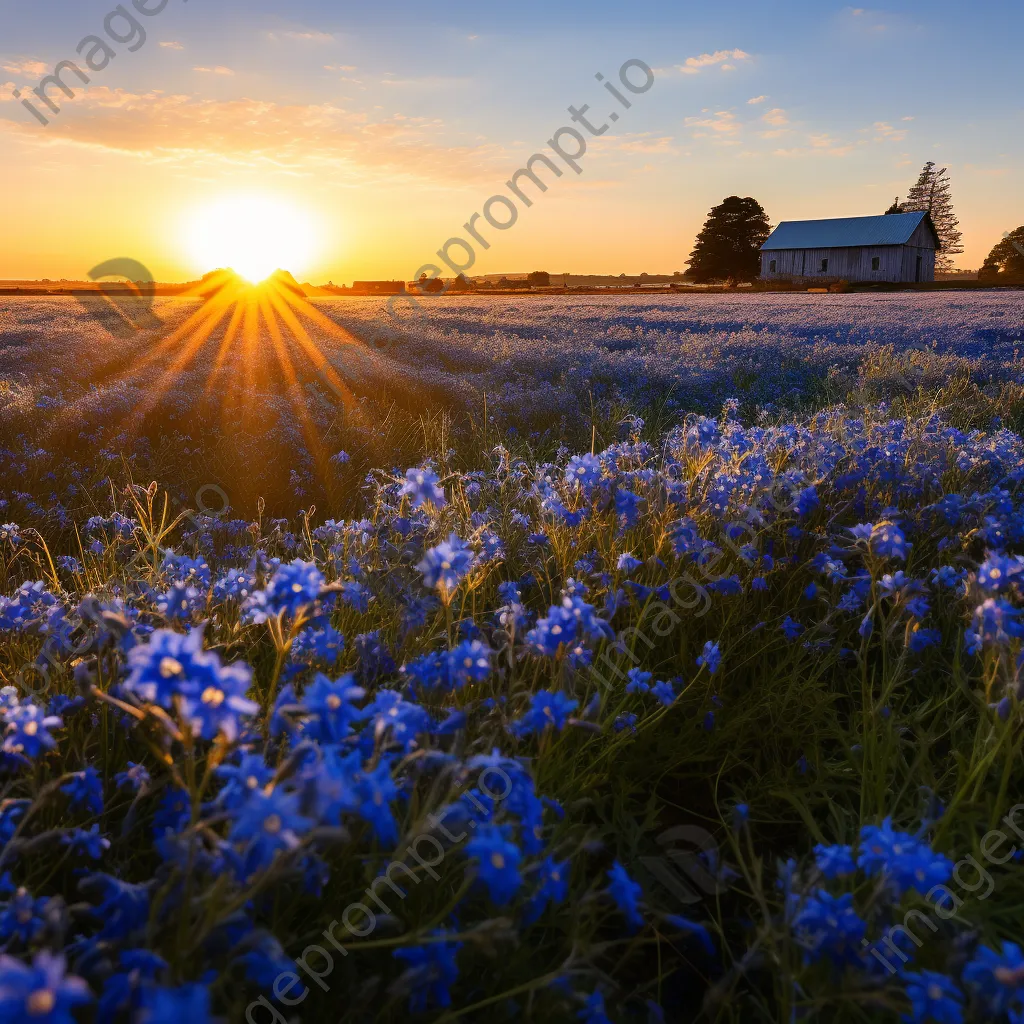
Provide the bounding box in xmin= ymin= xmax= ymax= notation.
xmin=0 ymin=0 xmax=1021 ymax=282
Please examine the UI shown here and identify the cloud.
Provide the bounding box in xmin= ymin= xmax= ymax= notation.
xmin=0 ymin=82 xmax=16 ymax=102
xmin=762 ymin=107 xmax=789 ymax=126
xmin=678 ymin=49 xmax=750 ymax=75
xmin=378 ymin=75 xmax=468 ymax=88
xmin=773 ymin=139 xmax=855 ymax=159
xmin=1 ymin=58 xmax=49 ymax=77
xmin=193 ymin=66 xmax=235 ymax=76
xmin=0 ymin=88 xmax=511 ymax=188
xmin=159 ymin=41 xmax=184 ymax=50
xmin=265 ymin=30 xmax=335 ymax=43
xmin=324 ymin=64 xmax=357 ymax=72
xmin=684 ymin=110 xmax=741 ymax=136
xmin=747 ymin=95 xmax=768 ymax=104
xmin=870 ymin=121 xmax=908 ymax=142
xmin=845 ymin=7 xmax=888 ymax=32
xmin=283 ymin=30 xmax=335 ymax=42
xmin=610 ymin=133 xmax=677 ymax=154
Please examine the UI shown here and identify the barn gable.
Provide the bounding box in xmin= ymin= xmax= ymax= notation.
xmin=761 ymin=212 xmax=939 ymax=252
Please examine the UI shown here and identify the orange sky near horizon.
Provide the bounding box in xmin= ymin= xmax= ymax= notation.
xmin=1 ymin=4 xmax=1021 ymax=283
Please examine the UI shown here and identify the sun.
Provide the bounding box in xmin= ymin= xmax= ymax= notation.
xmin=184 ymin=194 xmax=320 ymax=283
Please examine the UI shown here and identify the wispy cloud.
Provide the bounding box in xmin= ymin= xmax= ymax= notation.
xmin=0 ymin=88 xmax=511 ymax=188
xmin=378 ymin=75 xmax=468 ymax=88
xmin=747 ymin=95 xmax=768 ymax=104
xmin=845 ymin=7 xmax=889 ymax=32
xmin=193 ymin=66 xmax=235 ymax=76
xmin=678 ymin=49 xmax=751 ymax=75
xmin=869 ymin=121 xmax=908 ymax=142
xmin=159 ymin=41 xmax=184 ymax=50
xmin=1 ymin=57 xmax=49 ymax=77
xmin=762 ymin=107 xmax=789 ymax=126
xmin=609 ymin=133 xmax=678 ymax=154
xmin=265 ymin=30 xmax=336 ymax=43
xmin=684 ymin=110 xmax=741 ymax=136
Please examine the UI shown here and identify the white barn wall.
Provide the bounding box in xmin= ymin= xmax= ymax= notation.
xmin=760 ymin=245 xmax=936 ymax=283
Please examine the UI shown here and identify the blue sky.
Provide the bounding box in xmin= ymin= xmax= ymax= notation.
xmin=0 ymin=0 xmax=1020 ymax=279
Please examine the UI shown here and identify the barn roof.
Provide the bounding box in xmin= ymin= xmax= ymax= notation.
xmin=761 ymin=211 xmax=939 ymax=251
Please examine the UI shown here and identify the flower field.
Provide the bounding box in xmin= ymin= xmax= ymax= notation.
xmin=2 ymin=291 xmax=1024 ymax=1022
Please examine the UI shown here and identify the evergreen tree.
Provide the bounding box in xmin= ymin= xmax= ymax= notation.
xmin=979 ymin=227 xmax=1024 ymax=282
xmin=686 ymin=196 xmax=771 ymax=283
xmin=899 ymin=162 xmax=964 ymax=273
xmin=884 ymin=197 xmax=901 ymax=215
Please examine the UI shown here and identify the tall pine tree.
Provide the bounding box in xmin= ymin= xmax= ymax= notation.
xmin=899 ymin=162 xmax=964 ymax=273
xmin=686 ymin=196 xmax=771 ymax=283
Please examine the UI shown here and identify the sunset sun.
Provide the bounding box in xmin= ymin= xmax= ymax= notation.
xmin=184 ymin=194 xmax=320 ymax=283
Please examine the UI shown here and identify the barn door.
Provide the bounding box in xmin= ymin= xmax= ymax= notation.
xmin=915 ymin=253 xmax=922 ymax=282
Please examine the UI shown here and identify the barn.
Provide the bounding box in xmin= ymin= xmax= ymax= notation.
xmin=759 ymin=211 xmax=940 ymax=284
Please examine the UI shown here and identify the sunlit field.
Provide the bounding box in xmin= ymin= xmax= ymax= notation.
xmin=3 ymin=290 xmax=1024 ymax=1022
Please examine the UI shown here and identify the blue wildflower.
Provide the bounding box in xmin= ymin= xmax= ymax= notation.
xmin=393 ymin=933 xmax=462 ymax=1013
xmin=962 ymin=941 xmax=1024 ymax=1015
xmin=857 ymin=818 xmax=953 ymax=896
xmin=813 ymin=843 xmax=856 ymax=879
xmin=61 ymin=766 xmax=104 ymax=815
xmin=0 ymin=952 xmax=91 ymax=1022
xmin=230 ymin=788 xmax=312 ymax=873
xmin=651 ymin=679 xmax=677 ymax=706
xmin=625 ymin=669 xmax=651 ymax=694
xmin=578 ymin=990 xmax=613 ymax=1024
xmin=399 ymin=466 xmax=447 ymax=509
xmin=418 ymin=534 xmax=475 ymax=591
xmin=697 ymin=640 xmax=721 ymax=675
xmin=139 ymin=982 xmax=212 ymax=1023
xmin=62 ymin=825 xmax=109 ymax=860
xmin=902 ymin=971 xmax=964 ymax=1024
xmin=0 ymin=888 xmax=48 ymax=944
xmin=792 ymin=889 xmax=865 ymax=963
xmin=2 ymin=702 xmax=62 ymax=759
xmin=465 ymin=824 xmax=522 ymax=904
xmin=565 ymin=453 xmax=602 ymax=491
xmin=511 ymin=691 xmax=579 ymax=737
xmin=607 ymin=861 xmax=644 ymax=931
xmin=246 ymin=559 xmax=324 ymax=621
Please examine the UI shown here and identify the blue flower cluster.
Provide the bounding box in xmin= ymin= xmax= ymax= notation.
xmin=2 ymin=292 xmax=1024 ymax=1020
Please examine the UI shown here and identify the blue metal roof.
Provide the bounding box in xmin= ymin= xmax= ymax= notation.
xmin=760 ymin=211 xmax=937 ymax=251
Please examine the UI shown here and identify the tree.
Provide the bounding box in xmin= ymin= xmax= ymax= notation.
xmin=685 ymin=196 xmax=771 ymax=283
xmin=417 ymin=273 xmax=444 ymax=293
xmin=450 ymin=274 xmax=475 ymax=291
xmin=526 ymin=271 xmax=551 ymax=287
xmin=884 ymin=196 xmax=901 ymax=215
xmin=979 ymin=227 xmax=1024 ymax=283
xmin=899 ymin=162 xmax=964 ymax=273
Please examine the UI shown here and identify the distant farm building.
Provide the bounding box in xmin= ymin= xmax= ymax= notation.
xmin=760 ymin=211 xmax=939 ymax=283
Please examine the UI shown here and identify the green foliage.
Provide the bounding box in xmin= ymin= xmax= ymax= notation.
xmin=686 ymin=197 xmax=772 ymax=284
xmin=980 ymin=227 xmax=1024 ymax=283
